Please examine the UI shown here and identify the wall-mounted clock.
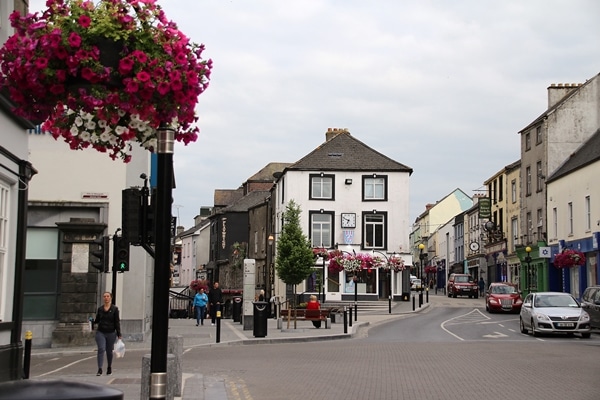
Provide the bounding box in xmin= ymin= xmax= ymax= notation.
xmin=469 ymin=241 xmax=480 ymax=251
xmin=341 ymin=213 xmax=356 ymax=228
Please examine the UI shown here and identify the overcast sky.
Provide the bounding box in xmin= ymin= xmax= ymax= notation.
xmin=29 ymin=0 xmax=600 ymax=229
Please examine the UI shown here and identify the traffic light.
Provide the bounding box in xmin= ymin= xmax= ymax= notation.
xmin=122 ymin=188 xmax=142 ymax=245
xmin=91 ymin=236 xmax=109 ymax=273
xmin=113 ymin=236 xmax=130 ymax=272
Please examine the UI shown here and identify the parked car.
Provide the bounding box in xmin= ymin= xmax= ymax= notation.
xmin=581 ymin=285 xmax=600 ymax=329
xmin=519 ymin=292 xmax=591 ymax=338
xmin=485 ymin=283 xmax=522 ymax=313
xmin=447 ymin=273 xmax=478 ymax=298
xmin=411 ymin=279 xmax=423 ymax=291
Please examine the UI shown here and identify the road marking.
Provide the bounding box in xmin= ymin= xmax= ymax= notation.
xmin=483 ymin=332 xmax=508 ymax=338
xmin=441 ymin=309 xmax=490 ymax=341
xmin=35 ymin=355 xmax=96 ymax=377
xmin=224 ymin=320 xmax=249 ymax=341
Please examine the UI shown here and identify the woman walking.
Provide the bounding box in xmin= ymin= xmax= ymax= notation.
xmin=193 ymin=287 xmax=209 ymax=326
xmin=94 ymin=292 xmax=122 ymax=376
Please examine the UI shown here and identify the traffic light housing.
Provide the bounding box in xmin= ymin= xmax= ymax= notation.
xmin=91 ymin=236 xmax=109 ymax=273
xmin=122 ymin=188 xmax=142 ymax=245
xmin=113 ymin=236 xmax=130 ymax=272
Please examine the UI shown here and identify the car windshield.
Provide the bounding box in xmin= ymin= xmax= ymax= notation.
xmin=534 ymin=295 xmax=578 ymax=308
xmin=455 ymin=276 xmax=470 ymax=283
xmin=492 ymin=285 xmax=516 ymax=294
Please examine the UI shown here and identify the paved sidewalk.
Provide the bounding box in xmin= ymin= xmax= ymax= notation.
xmin=29 ymin=292 xmax=463 ymax=399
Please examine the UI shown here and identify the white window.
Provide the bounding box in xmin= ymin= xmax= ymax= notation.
xmin=311 ymin=212 xmax=332 ymax=248
xmin=568 ymin=202 xmax=573 ymax=235
xmin=364 ymin=213 xmax=385 ymax=249
xmin=0 ymin=183 xmax=9 ymax=320
xmin=552 ymin=207 xmax=557 ymax=239
xmin=511 ymin=179 xmax=517 ymax=203
xmin=585 ymin=196 xmax=591 ymax=231
xmin=363 ymin=176 xmax=386 ymax=200
xmin=310 ymin=175 xmax=333 ymax=199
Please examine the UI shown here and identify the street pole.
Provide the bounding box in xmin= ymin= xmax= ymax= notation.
xmin=353 ymin=276 xmax=358 ymax=321
xmin=525 ymin=246 xmax=532 ymax=295
xmin=149 ymin=125 xmax=174 ymax=400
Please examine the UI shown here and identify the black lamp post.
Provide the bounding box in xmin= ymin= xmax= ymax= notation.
xmin=418 ymin=243 xmax=426 ymax=307
xmin=524 ymin=246 xmax=532 ymax=295
xmin=373 ymin=250 xmax=394 ymax=314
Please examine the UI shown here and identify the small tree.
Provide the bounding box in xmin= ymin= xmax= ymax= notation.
xmin=275 ymin=200 xmax=315 ymax=306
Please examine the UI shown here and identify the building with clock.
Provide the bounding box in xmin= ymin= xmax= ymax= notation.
xmin=269 ymin=128 xmax=414 ymax=303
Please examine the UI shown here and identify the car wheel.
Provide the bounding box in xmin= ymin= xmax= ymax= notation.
xmin=531 ymin=319 xmax=539 ymax=337
xmin=452 ymin=292 xmax=457 ymax=298
xmin=581 ymin=332 xmax=591 ymax=339
xmin=485 ymin=303 xmax=489 ymax=312
xmin=519 ymin=317 xmax=527 ymax=334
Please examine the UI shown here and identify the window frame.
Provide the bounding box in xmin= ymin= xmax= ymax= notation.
xmin=309 ymin=174 xmax=335 ymax=200
xmin=362 ymin=175 xmax=388 ymax=201
xmin=309 ymin=211 xmax=334 ymax=248
xmin=361 ymin=211 xmax=387 ymax=250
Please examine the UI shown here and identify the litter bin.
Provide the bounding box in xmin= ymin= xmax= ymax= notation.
xmin=232 ymin=296 xmax=242 ymax=322
xmin=253 ymin=301 xmax=268 ymax=337
xmin=0 ymin=379 xmax=123 ymax=400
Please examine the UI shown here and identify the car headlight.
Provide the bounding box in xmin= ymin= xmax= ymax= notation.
xmin=580 ymin=312 xmax=590 ymax=322
xmin=515 ymin=299 xmax=523 ymax=304
xmin=534 ymin=312 xmax=551 ymax=322
xmin=489 ymin=298 xmax=499 ymax=304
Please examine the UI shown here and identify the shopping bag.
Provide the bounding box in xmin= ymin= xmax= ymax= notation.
xmin=114 ymin=338 xmax=126 ymax=358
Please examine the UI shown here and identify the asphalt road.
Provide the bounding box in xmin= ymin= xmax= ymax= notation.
xmin=29 ymin=300 xmax=600 ymax=400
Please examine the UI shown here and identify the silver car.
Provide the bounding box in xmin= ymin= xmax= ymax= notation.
xmin=519 ymin=292 xmax=591 ymax=338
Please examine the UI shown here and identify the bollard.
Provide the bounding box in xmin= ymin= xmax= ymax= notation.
xmin=412 ymin=294 xmax=415 ymax=311
xmin=23 ymin=330 xmax=32 ymax=379
xmin=216 ymin=309 xmax=221 ymax=343
xmin=349 ymin=306 xmax=353 ymax=327
xmin=426 ymin=288 xmax=429 ymax=303
xmin=419 ymin=292 xmax=423 ymax=308
xmin=343 ymin=307 xmax=348 ymax=334
xmin=354 ymin=302 xmax=357 ymax=322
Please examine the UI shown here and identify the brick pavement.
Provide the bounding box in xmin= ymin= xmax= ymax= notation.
xmin=28 ymin=292 xmax=468 ymax=399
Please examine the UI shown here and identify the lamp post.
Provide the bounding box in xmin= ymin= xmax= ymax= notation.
xmin=373 ymin=250 xmax=394 ymax=314
xmin=418 ymin=243 xmax=426 ymax=307
xmin=524 ymin=246 xmax=532 ymax=295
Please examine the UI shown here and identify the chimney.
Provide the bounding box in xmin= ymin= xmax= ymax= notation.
xmin=325 ymin=127 xmax=349 ymax=141
xmin=547 ymin=82 xmax=582 ymax=108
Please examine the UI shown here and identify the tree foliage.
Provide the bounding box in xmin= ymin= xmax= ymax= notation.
xmin=275 ymin=200 xmax=315 ymax=286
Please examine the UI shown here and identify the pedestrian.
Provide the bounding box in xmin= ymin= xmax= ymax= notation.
xmin=258 ymin=289 xmax=265 ymax=301
xmin=478 ymin=277 xmax=485 ymax=297
xmin=306 ymin=295 xmax=322 ymax=328
xmin=93 ymin=292 xmax=122 ymax=376
xmin=193 ymin=287 xmax=209 ymax=326
xmin=208 ymin=281 xmax=223 ymax=326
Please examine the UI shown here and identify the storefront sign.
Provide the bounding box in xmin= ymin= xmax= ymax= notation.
xmin=478 ymin=197 xmax=491 ymax=219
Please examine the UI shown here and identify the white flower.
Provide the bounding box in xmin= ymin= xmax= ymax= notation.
xmin=74 ymin=116 xmax=84 ymax=127
xmin=70 ymin=125 xmax=79 ymax=135
xmin=79 ymin=131 xmax=91 ymax=142
xmin=85 ymin=120 xmax=97 ymax=130
xmin=98 ymin=119 xmax=107 ymax=129
xmin=115 ymin=125 xmax=128 ymax=135
xmin=99 ymin=132 xmax=111 ymax=142
xmin=118 ymin=109 xmax=126 ymax=117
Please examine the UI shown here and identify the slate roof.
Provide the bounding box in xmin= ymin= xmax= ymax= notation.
xmin=219 ymin=190 xmax=270 ymax=213
xmin=546 ymin=128 xmax=600 ymax=183
xmin=246 ymin=162 xmax=292 ymax=181
xmin=286 ymin=131 xmax=413 ymax=173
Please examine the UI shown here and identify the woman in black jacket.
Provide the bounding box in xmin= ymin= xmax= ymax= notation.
xmin=94 ymin=292 xmax=122 ymax=376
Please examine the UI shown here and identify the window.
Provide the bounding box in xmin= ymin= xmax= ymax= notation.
xmin=0 ymin=183 xmax=9 ymax=320
xmin=511 ymin=179 xmax=517 ymax=203
xmin=362 ymin=175 xmax=387 ymax=201
xmin=568 ymin=202 xmax=573 ymax=235
xmin=310 ymin=174 xmax=334 ymax=200
xmin=498 ymin=176 xmax=503 ymax=202
xmin=536 ymin=161 xmax=543 ymax=192
xmin=585 ymin=196 xmax=591 ymax=231
xmin=310 ymin=212 xmax=333 ymax=248
xmin=552 ymin=207 xmax=557 ymax=239
xmin=526 ymin=212 xmax=532 ymax=242
xmin=536 ymin=126 xmax=542 ymax=145
xmin=24 ymin=228 xmax=60 ymax=319
xmin=525 ymin=166 xmax=531 ymax=196
xmin=511 ymin=217 xmax=518 ymax=249
xmin=363 ymin=212 xmax=386 ymax=249
xmin=525 ymin=132 xmax=531 ymax=151
xmin=536 ymin=208 xmax=543 ymax=240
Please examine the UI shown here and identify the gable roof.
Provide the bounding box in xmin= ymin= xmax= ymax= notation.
xmin=546 ymin=128 xmax=600 ymax=183
xmin=220 ymin=190 xmax=270 ymax=213
xmin=286 ymin=130 xmax=413 ymax=173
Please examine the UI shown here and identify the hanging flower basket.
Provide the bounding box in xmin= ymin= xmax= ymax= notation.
xmin=553 ymin=249 xmax=586 ymax=269
xmin=0 ymin=0 xmax=212 ymax=161
xmin=424 ymin=265 xmax=437 ymax=274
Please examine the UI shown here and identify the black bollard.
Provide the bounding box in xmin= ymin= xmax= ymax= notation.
xmin=419 ymin=291 xmax=423 ymax=308
xmin=23 ymin=330 xmax=32 ymax=379
xmin=216 ymin=309 xmax=221 ymax=343
xmin=343 ymin=307 xmax=348 ymax=334
xmin=426 ymin=288 xmax=429 ymax=303
xmin=349 ymin=306 xmax=353 ymax=327
xmin=412 ymin=294 xmax=415 ymax=311
xmin=354 ymin=302 xmax=357 ymax=322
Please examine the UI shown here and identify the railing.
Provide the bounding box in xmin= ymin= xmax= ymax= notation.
xmin=169 ymin=287 xmax=193 ymax=318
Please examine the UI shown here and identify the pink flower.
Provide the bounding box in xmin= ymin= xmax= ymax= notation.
xmin=78 ymin=15 xmax=91 ymax=28
xmin=67 ymin=32 xmax=81 ymax=48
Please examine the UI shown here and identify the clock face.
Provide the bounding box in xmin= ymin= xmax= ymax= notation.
xmin=469 ymin=242 xmax=480 ymax=251
xmin=341 ymin=213 xmax=356 ymax=228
